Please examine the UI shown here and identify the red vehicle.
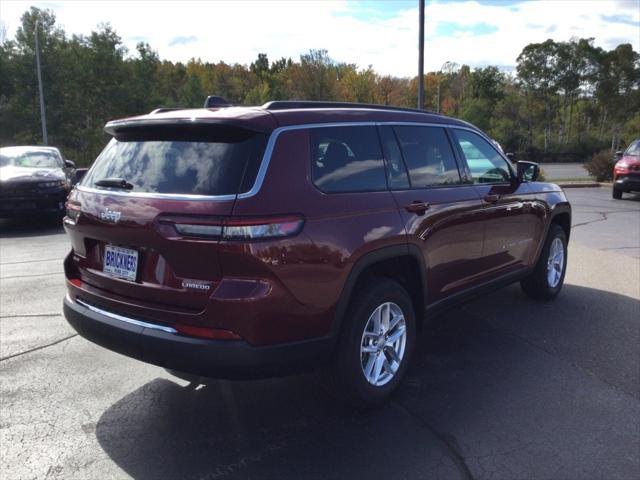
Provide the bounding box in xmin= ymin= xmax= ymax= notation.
xmin=613 ymin=139 xmax=640 ymax=199
xmin=63 ymin=101 xmax=571 ymax=406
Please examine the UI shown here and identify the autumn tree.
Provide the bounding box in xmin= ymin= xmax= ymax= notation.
xmin=1 ymin=7 xmax=638 ymax=166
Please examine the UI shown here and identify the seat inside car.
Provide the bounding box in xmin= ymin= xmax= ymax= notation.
xmin=323 ymin=142 xmax=351 ymax=174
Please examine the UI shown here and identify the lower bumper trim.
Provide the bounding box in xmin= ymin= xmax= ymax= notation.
xmin=75 ymin=297 xmax=177 ymax=334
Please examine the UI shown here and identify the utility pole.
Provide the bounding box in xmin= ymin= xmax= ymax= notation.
xmin=35 ymin=20 xmax=48 ymax=145
xmin=417 ymin=0 xmax=425 ymax=110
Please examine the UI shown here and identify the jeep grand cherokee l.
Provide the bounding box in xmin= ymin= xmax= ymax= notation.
xmin=63 ymin=101 xmax=571 ymax=406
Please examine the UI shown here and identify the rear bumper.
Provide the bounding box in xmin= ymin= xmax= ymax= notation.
xmin=63 ymin=295 xmax=336 ymax=379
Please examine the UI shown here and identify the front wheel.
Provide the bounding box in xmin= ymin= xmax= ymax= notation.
xmin=321 ymin=278 xmax=416 ymax=407
xmin=521 ymin=224 xmax=567 ymax=300
xmin=612 ymin=187 xmax=623 ymax=199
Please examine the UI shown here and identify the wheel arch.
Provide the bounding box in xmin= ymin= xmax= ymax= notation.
xmin=550 ymin=208 xmax=571 ymax=242
xmin=330 ymin=244 xmax=426 ymax=335
xmin=531 ymin=203 xmax=571 ymax=266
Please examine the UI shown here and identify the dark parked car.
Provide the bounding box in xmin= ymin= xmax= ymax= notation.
xmin=613 ymin=139 xmax=640 ymax=199
xmin=0 ymin=146 xmax=76 ymax=219
xmin=62 ymin=101 xmax=571 ymax=406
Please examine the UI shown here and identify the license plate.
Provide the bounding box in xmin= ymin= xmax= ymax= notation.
xmin=103 ymin=245 xmax=138 ymax=281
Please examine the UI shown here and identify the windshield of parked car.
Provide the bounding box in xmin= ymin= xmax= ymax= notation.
xmin=624 ymin=140 xmax=640 ymax=156
xmin=0 ymin=149 xmax=62 ymax=168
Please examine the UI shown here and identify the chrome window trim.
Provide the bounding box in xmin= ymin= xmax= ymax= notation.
xmin=74 ymin=297 xmax=178 ymax=334
xmin=77 ymin=120 xmax=489 ymax=202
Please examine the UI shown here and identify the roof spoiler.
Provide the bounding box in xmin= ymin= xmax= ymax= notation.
xmin=104 ymin=118 xmax=270 ymax=136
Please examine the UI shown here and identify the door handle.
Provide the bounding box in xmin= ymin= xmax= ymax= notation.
xmin=483 ymin=193 xmax=500 ymax=203
xmin=405 ymin=201 xmax=430 ymax=214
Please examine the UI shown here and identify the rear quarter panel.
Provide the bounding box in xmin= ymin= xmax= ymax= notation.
xmin=229 ymin=128 xmax=407 ymax=337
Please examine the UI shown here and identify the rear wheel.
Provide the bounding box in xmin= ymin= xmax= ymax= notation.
xmin=321 ymin=278 xmax=416 ymax=407
xmin=521 ymin=224 xmax=567 ymax=300
xmin=612 ymin=187 xmax=623 ymax=199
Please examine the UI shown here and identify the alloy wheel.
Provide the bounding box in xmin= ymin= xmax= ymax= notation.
xmin=360 ymin=302 xmax=407 ymax=387
xmin=547 ymin=237 xmax=565 ymax=288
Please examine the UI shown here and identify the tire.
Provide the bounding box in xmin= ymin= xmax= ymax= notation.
xmin=321 ymin=278 xmax=416 ymax=408
xmin=612 ymin=187 xmax=623 ymax=199
xmin=521 ymin=224 xmax=568 ymax=300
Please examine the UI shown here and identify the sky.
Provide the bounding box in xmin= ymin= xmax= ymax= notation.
xmin=1 ymin=0 xmax=639 ymax=76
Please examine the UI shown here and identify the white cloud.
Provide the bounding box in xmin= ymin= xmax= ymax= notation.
xmin=0 ymin=0 xmax=638 ymax=76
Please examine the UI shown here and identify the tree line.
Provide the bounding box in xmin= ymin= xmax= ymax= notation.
xmin=1 ymin=7 xmax=638 ymax=166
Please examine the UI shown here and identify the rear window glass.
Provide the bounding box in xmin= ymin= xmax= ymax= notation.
xmin=310 ymin=126 xmax=387 ymax=193
xmin=82 ymin=126 xmax=267 ymax=196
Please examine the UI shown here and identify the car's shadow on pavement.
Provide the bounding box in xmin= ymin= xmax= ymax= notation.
xmin=95 ymin=376 xmax=464 ymax=480
xmin=621 ymin=193 xmax=640 ymax=202
xmin=95 ymin=283 xmax=640 ymax=480
xmin=0 ymin=217 xmax=64 ymax=238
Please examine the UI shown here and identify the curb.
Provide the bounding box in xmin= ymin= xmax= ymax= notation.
xmin=554 ymin=182 xmax=605 ymax=188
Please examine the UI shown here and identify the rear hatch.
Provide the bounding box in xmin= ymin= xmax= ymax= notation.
xmin=65 ymin=122 xmax=269 ymax=312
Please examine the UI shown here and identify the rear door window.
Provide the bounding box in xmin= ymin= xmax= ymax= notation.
xmin=310 ymin=126 xmax=387 ymax=193
xmin=393 ymin=126 xmax=461 ymax=187
xmin=82 ymin=126 xmax=267 ymax=196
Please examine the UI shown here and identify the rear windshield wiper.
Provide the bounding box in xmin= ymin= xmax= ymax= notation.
xmin=94 ymin=177 xmax=134 ymax=190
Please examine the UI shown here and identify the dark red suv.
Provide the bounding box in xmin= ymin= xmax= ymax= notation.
xmin=63 ymin=101 xmax=571 ymax=406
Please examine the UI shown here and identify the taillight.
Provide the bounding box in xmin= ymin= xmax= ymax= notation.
xmin=174 ymin=223 xmax=223 ymax=238
xmin=158 ymin=215 xmax=304 ymax=241
xmin=223 ymin=215 xmax=304 ymax=240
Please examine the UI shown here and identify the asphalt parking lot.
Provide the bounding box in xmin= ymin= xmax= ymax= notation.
xmin=1 ymin=187 xmax=639 ymax=480
xmin=539 ymin=163 xmax=592 ymax=181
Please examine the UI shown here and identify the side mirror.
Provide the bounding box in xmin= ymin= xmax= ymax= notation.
xmin=615 ymin=150 xmax=624 ymax=159
xmin=72 ymin=168 xmax=88 ymax=185
xmin=505 ymin=152 xmax=515 ymax=161
xmin=516 ymin=161 xmax=540 ymax=182
xmin=65 ymin=159 xmax=76 ymax=168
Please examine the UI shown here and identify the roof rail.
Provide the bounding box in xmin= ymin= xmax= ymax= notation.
xmin=261 ymin=100 xmax=439 ymax=115
xmin=204 ymin=95 xmax=232 ymax=108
